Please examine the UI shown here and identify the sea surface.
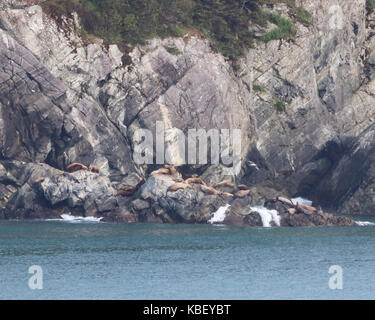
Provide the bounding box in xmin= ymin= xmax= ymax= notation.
xmin=1 ymin=217 xmax=375 ymax=300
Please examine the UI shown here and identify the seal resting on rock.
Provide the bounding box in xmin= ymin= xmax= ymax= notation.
xmin=276 ymin=196 xmax=294 ymax=207
xmin=235 ymin=189 xmax=251 ymax=198
xmin=150 ymin=168 xmax=170 ymax=176
xmin=214 ymin=180 xmax=236 ymax=194
xmin=164 ymin=164 xmax=177 ymax=175
xmin=167 ymin=182 xmax=191 ymax=192
xmin=237 ymin=184 xmax=250 ymax=191
xmin=214 ymin=180 xmax=235 ymax=188
xmin=300 ymin=204 xmax=317 ymax=212
xmin=295 ymin=203 xmax=316 ymax=215
xmin=185 ymin=177 xmax=206 ymax=185
xmin=117 ymin=186 xmax=137 ymax=196
xmin=66 ymin=163 xmax=88 ymax=173
xmin=89 ymin=165 xmax=100 ymax=173
xmin=200 ymin=185 xmax=218 ymax=195
xmin=220 ymin=192 xmax=234 ymax=197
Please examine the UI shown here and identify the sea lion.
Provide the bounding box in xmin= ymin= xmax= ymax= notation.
xmin=299 ymin=204 xmax=317 ymax=212
xmin=295 ymin=203 xmax=314 ymax=215
xmin=150 ymin=168 xmax=170 ymax=176
xmin=164 ymin=164 xmax=177 ymax=175
xmin=167 ymin=182 xmax=191 ymax=192
xmin=277 ymin=196 xmax=294 ymax=207
xmin=214 ymin=180 xmax=235 ymax=188
xmin=220 ymin=192 xmax=234 ymax=197
xmin=200 ymin=185 xmax=218 ymax=195
xmin=237 ymin=184 xmax=250 ymax=191
xmin=66 ymin=163 xmax=88 ymax=173
xmin=234 ymin=189 xmax=251 ymax=198
xmin=89 ymin=165 xmax=100 ymax=174
xmin=214 ymin=180 xmax=236 ymax=194
xmin=117 ymin=186 xmax=136 ymax=196
xmin=185 ymin=177 xmax=206 ymax=185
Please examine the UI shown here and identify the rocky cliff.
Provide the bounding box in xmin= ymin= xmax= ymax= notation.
xmin=0 ymin=0 xmax=374 ymax=222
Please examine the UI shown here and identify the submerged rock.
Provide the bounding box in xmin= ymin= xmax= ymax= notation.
xmin=280 ymin=212 xmax=356 ymax=227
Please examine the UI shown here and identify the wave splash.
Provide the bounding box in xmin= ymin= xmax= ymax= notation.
xmin=208 ymin=204 xmax=231 ymax=224
xmin=55 ymin=214 xmax=103 ymax=223
xmin=251 ymin=206 xmax=281 ymax=227
xmin=355 ymin=220 xmax=375 ymax=226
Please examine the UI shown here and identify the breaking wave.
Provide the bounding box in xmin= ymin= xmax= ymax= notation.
xmin=48 ymin=214 xmax=103 ymax=223
xmin=355 ymin=220 xmax=375 ymax=227
xmin=208 ymin=204 xmax=231 ymax=224
xmin=251 ymin=206 xmax=281 ymax=227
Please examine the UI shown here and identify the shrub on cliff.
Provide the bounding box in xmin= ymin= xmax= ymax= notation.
xmin=42 ymin=0 xmax=311 ymax=61
xmin=263 ymin=13 xmax=295 ymax=42
xmin=367 ymin=0 xmax=375 ymax=10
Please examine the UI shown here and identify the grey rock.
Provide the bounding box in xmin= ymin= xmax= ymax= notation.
xmin=139 ymin=174 xmax=175 ymax=201
xmin=2 ymin=161 xmax=117 ymax=218
xmin=131 ymin=199 xmax=150 ymax=211
xmin=311 ymin=123 xmax=375 ymax=215
xmin=159 ymin=188 xmax=198 ymax=223
xmin=280 ymin=212 xmax=356 ymax=227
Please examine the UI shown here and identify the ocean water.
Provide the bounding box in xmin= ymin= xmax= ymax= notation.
xmin=1 ymin=218 xmax=375 ymax=300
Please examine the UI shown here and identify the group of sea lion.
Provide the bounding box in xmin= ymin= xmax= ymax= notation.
xmin=65 ymin=163 xmax=252 ymax=200
xmin=66 ymin=163 xmax=100 ymax=174
xmin=276 ymin=196 xmax=323 ymax=215
xmin=212 ymin=181 xmax=251 ymax=198
xmin=116 ymin=165 xmax=182 ymax=197
xmin=116 ymin=164 xmax=252 ymax=198
xmin=147 ymin=165 xmax=252 ymax=198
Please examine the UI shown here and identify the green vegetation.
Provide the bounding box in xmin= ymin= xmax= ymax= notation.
xmin=274 ymin=99 xmax=286 ymax=112
xmin=259 ymin=0 xmax=313 ymax=26
xmin=42 ymin=0 xmax=312 ymax=62
xmin=164 ymin=45 xmax=183 ymax=56
xmin=367 ymin=0 xmax=375 ymax=10
xmin=263 ymin=13 xmax=295 ymax=42
xmin=253 ymin=84 xmax=267 ymax=92
xmin=290 ymin=6 xmax=313 ymax=26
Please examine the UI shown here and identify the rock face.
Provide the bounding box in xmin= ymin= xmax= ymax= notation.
xmin=0 ymin=161 xmax=355 ymax=226
xmin=310 ymin=123 xmax=375 ymax=215
xmin=1 ymin=161 xmax=119 ymax=219
xmin=0 ymin=4 xmax=138 ymax=184
xmin=0 ymin=0 xmax=374 ymax=222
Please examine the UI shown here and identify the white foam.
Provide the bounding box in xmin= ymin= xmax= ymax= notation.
xmin=355 ymin=221 xmax=375 ymax=226
xmin=251 ymin=206 xmax=280 ymax=227
xmin=291 ymin=197 xmax=313 ymax=206
xmin=208 ymin=204 xmax=231 ymax=224
xmin=59 ymin=214 xmax=103 ymax=223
